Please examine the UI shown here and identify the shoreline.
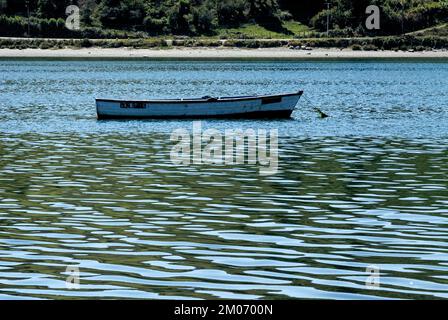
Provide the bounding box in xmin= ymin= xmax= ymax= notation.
xmin=1 ymin=47 xmax=448 ymax=59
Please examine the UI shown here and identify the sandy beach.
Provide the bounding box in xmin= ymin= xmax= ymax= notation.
xmin=1 ymin=47 xmax=447 ymax=59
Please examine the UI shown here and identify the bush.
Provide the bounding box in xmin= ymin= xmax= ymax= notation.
xmin=39 ymin=41 xmax=52 ymax=49
xmin=259 ymin=40 xmax=285 ymax=48
xmin=80 ymin=38 xmax=92 ymax=48
xmin=362 ymin=44 xmax=378 ymax=51
xmin=0 ymin=14 xmax=77 ymax=38
xmin=197 ymin=40 xmax=222 ymax=47
xmin=144 ymin=17 xmax=169 ymax=35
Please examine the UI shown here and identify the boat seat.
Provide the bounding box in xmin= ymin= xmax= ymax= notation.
xmin=202 ymin=96 xmax=218 ymax=102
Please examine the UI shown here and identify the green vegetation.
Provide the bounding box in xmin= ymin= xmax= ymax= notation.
xmin=0 ymin=34 xmax=446 ymax=51
xmin=217 ymin=22 xmax=311 ymax=39
xmin=311 ymin=0 xmax=448 ymax=36
xmin=409 ymin=23 xmax=448 ymax=36
xmin=1 ymin=0 xmax=447 ymax=38
xmin=0 ymin=0 xmax=447 ymax=49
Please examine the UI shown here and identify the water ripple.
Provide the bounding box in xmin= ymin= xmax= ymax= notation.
xmin=0 ymin=132 xmax=448 ymax=299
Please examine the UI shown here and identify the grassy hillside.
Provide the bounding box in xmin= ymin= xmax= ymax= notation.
xmin=0 ymin=0 xmax=447 ymax=51
xmin=409 ymin=23 xmax=448 ymax=36
xmin=0 ymin=0 xmax=447 ymax=39
xmin=216 ymin=21 xmax=311 ymax=39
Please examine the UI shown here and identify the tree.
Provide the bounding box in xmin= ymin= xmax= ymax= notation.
xmin=1 ymin=0 xmax=447 ymax=37
xmin=248 ymin=0 xmax=285 ymax=32
xmin=80 ymin=0 xmax=98 ymax=27
xmin=278 ymin=0 xmax=325 ymax=23
xmin=167 ymin=0 xmax=193 ymax=34
xmin=37 ymin=0 xmax=71 ymax=19
xmin=217 ymin=0 xmax=249 ymax=27
xmin=192 ymin=3 xmax=217 ymax=34
xmin=95 ymin=0 xmax=145 ymax=30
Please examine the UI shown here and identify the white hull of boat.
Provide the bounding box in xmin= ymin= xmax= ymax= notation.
xmin=96 ymin=91 xmax=303 ymax=119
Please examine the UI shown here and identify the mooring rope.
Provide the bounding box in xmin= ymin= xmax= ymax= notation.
xmin=301 ymin=94 xmax=329 ymax=119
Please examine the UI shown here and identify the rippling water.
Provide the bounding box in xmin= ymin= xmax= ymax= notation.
xmin=1 ymin=59 xmax=448 ymax=299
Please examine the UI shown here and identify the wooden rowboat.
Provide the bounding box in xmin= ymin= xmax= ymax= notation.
xmin=96 ymin=90 xmax=303 ymax=120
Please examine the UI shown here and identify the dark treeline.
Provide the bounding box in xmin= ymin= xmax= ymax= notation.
xmin=0 ymin=0 xmax=447 ymax=38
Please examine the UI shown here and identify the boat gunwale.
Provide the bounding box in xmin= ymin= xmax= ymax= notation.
xmin=96 ymin=91 xmax=303 ymax=104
